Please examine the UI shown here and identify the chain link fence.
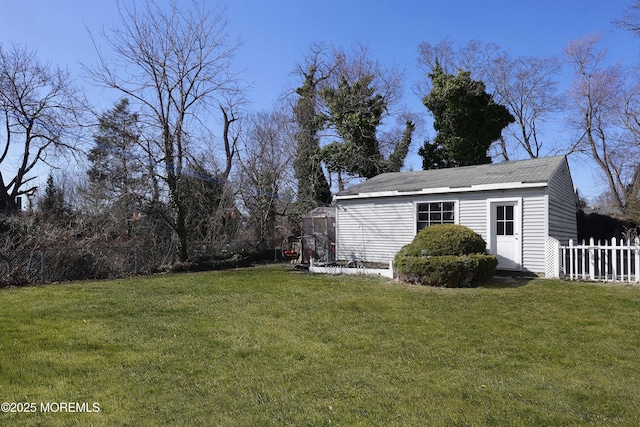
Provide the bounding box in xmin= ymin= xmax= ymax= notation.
xmin=1 ymin=245 xmax=169 ymax=286
xmin=0 ymin=238 xmax=290 ymax=287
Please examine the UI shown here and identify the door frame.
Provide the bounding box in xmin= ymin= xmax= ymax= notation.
xmin=486 ymin=197 xmax=522 ymax=270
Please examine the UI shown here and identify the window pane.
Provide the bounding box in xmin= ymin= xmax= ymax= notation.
xmin=505 ymin=222 xmax=514 ymax=235
xmin=497 ymin=222 xmax=504 ymax=235
xmin=497 ymin=206 xmax=504 ymax=220
xmin=506 ymin=205 xmax=514 ymax=221
xmin=417 ymin=201 xmax=456 ymax=231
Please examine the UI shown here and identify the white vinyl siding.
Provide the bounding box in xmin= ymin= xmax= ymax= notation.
xmin=521 ymin=193 xmax=548 ymax=274
xmin=548 ymin=159 xmax=577 ymax=244
xmin=336 ymin=196 xmax=460 ymax=263
xmin=336 ymin=197 xmax=416 ymax=263
xmin=458 ymin=195 xmax=490 ymax=244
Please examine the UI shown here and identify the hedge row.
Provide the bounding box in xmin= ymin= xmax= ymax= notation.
xmin=394 ymin=253 xmax=497 ymax=288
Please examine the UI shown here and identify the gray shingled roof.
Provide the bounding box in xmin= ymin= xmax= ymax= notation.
xmin=336 ymin=156 xmax=567 ymax=197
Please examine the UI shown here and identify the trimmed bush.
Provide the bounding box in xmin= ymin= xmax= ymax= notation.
xmin=398 ymin=223 xmax=487 ymax=257
xmin=395 ymin=255 xmax=467 ymax=287
xmin=394 ymin=224 xmax=497 ymax=287
xmin=395 ymin=254 xmax=498 ymax=288
xmin=467 ymin=253 xmax=499 ymax=284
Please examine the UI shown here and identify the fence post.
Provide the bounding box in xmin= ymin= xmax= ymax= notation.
xmin=635 ymin=238 xmax=640 ymax=283
xmin=625 ymin=238 xmax=632 ymax=282
xmin=578 ymin=239 xmax=584 ymax=280
xmin=134 ymin=246 xmax=139 ymax=275
xmin=612 ymin=237 xmax=618 ymax=281
xmin=568 ymin=239 xmax=574 ymax=280
xmin=40 ymin=250 xmax=45 ymax=283
xmin=589 ymin=238 xmax=596 ymax=281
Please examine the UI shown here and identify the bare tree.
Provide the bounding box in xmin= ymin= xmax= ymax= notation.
xmin=179 ymin=155 xmax=239 ymax=247
xmin=612 ymin=71 xmax=640 ymax=220
xmin=239 ymin=109 xmax=297 ymax=245
xmin=614 ymin=1 xmax=640 ymax=33
xmin=564 ymin=34 xmax=640 ymax=218
xmin=86 ymin=0 xmax=241 ymax=261
xmin=416 ymin=39 xmax=499 ymax=94
xmin=331 ymin=43 xmax=406 ymax=115
xmin=0 ymin=44 xmax=82 ymax=214
xmin=218 ymin=90 xmax=245 ymax=182
xmin=487 ymin=54 xmax=563 ymax=159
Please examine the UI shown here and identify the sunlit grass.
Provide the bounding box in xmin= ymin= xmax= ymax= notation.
xmin=1 ymin=265 xmax=639 ymax=425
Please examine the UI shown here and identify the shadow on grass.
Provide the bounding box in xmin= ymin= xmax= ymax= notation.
xmin=481 ymin=270 xmax=539 ymax=289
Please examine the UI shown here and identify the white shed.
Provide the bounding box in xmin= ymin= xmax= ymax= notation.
xmin=333 ymin=156 xmax=577 ymax=275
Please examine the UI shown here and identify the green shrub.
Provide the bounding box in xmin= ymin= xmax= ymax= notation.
xmin=466 ymin=253 xmax=499 ymax=284
xmin=395 ymin=255 xmax=467 ymax=287
xmin=394 ymin=224 xmax=497 ymax=287
xmin=395 ymin=254 xmax=497 ymax=288
xmin=399 ymin=224 xmax=487 ymax=257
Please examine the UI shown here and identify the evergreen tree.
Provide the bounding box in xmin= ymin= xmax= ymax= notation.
xmin=321 ymin=75 xmax=385 ymax=179
xmin=293 ymin=67 xmax=332 ymax=208
xmin=84 ymin=98 xmax=155 ymax=241
xmin=38 ymin=175 xmax=68 ymax=221
xmin=87 ymin=98 xmax=144 ymax=203
xmin=419 ymin=65 xmax=514 ymax=169
xmin=320 ymin=75 xmax=414 ymax=189
xmin=386 ymin=120 xmax=415 ymax=173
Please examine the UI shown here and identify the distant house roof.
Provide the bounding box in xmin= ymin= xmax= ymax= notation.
xmin=335 ymin=156 xmax=569 ymax=199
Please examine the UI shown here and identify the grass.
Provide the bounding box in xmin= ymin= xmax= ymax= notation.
xmin=1 ymin=264 xmax=639 ymax=426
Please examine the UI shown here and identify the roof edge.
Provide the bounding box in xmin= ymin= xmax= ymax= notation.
xmin=334 ymin=181 xmax=549 ymax=201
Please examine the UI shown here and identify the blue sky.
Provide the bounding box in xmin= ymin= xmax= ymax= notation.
xmin=1 ymin=0 xmax=638 ymax=201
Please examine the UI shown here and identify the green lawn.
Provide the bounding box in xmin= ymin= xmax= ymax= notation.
xmin=1 ymin=265 xmax=639 ymax=426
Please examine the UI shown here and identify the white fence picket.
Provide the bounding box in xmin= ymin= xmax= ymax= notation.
xmin=559 ymin=238 xmax=640 ymax=282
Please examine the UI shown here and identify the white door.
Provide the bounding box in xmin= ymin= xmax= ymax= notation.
xmin=491 ymin=202 xmax=521 ymax=270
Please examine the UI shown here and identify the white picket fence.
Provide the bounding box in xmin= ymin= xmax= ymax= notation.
xmin=559 ymin=238 xmax=640 ymax=282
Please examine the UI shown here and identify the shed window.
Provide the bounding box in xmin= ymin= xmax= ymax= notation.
xmin=417 ymin=202 xmax=455 ymax=231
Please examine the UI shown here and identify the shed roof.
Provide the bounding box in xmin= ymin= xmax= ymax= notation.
xmin=302 ymin=206 xmax=336 ymax=218
xmin=336 ymin=156 xmax=568 ymax=198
